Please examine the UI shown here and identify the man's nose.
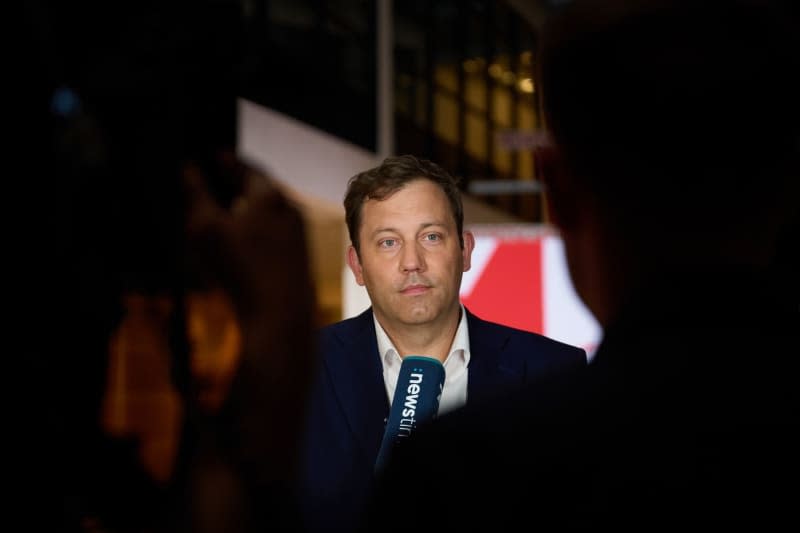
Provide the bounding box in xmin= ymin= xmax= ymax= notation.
xmin=400 ymin=242 xmax=426 ymax=273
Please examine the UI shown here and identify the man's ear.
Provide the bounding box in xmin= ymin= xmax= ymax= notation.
xmin=537 ymin=144 xmax=578 ymax=231
xmin=461 ymin=230 xmax=475 ymax=272
xmin=346 ymin=245 xmax=366 ymax=286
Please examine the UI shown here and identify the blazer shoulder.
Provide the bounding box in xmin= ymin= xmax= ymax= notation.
xmin=467 ymin=309 xmax=587 ymax=364
xmin=318 ymin=307 xmax=374 ymax=347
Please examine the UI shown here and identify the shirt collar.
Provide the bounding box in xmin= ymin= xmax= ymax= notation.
xmin=373 ymin=305 xmax=471 ymax=371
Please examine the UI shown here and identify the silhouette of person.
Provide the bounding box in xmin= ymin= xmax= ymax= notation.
xmin=27 ymin=2 xmax=316 ymax=531
xmin=365 ymin=0 xmax=800 ymax=530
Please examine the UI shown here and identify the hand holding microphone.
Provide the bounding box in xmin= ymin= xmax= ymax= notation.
xmin=375 ymin=356 xmax=445 ymax=473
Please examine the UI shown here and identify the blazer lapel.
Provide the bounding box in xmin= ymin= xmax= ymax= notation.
xmin=325 ymin=308 xmax=389 ymax=464
xmin=466 ymin=309 xmax=526 ymax=403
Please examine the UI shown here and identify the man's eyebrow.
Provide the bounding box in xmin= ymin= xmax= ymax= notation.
xmin=418 ymin=221 xmax=448 ymax=230
xmin=370 ymin=227 xmax=398 ymax=238
xmin=368 ymin=221 xmax=450 ymax=239
xmin=371 ymin=221 xmax=447 ymax=236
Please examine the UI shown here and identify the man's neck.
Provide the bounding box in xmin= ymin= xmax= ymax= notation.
xmin=377 ymin=307 xmax=461 ymax=363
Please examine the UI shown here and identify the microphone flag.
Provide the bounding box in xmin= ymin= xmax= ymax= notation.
xmin=374 ymin=355 xmax=445 ymax=473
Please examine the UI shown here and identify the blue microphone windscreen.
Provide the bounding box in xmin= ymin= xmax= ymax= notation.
xmin=375 ymin=356 xmax=445 ymax=473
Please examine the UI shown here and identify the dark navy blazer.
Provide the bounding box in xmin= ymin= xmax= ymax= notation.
xmin=295 ymin=306 xmax=586 ymax=533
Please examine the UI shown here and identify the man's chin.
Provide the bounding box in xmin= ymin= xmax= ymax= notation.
xmin=398 ymin=306 xmax=438 ymax=325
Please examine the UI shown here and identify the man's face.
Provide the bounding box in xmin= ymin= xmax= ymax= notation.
xmin=347 ymin=178 xmax=474 ymax=332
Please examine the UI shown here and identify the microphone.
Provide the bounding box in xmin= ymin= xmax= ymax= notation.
xmin=375 ymin=355 xmax=445 ymax=473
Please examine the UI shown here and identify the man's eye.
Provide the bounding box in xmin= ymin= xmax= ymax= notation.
xmin=380 ymin=239 xmax=397 ymax=248
xmin=423 ymin=233 xmax=441 ymax=242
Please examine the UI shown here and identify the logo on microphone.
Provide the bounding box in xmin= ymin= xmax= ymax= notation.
xmin=375 ymin=356 xmax=445 ymax=473
xmin=398 ymin=368 xmax=424 ymax=437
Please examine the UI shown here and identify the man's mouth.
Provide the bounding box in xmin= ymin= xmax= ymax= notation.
xmin=401 ymin=284 xmax=430 ymax=295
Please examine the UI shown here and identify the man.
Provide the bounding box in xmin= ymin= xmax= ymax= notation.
xmin=367 ymin=0 xmax=800 ymax=530
xmin=297 ymin=155 xmax=586 ymax=532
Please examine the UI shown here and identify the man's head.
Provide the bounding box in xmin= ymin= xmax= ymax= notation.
xmin=344 ymin=155 xmax=474 ymax=333
xmin=537 ymin=0 xmax=800 ymax=322
xmin=345 ymin=155 xmax=466 ymax=255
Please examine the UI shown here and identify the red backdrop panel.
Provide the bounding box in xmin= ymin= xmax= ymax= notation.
xmin=461 ymin=240 xmax=543 ymax=334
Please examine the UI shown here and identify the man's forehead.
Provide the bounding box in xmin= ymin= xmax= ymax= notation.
xmin=366 ymin=177 xmax=434 ymax=199
xmin=360 ymin=214 xmax=456 ymax=239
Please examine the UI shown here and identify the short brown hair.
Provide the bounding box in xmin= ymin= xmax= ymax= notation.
xmin=344 ymin=155 xmax=464 ymax=254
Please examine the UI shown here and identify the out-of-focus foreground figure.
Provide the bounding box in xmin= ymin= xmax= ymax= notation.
xmin=24 ymin=2 xmax=316 ymax=531
xmin=367 ymin=0 xmax=800 ymax=530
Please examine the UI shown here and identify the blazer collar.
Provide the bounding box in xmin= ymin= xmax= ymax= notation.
xmin=465 ymin=308 xmax=526 ymax=402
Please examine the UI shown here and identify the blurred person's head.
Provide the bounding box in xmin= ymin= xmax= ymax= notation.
xmin=49 ymin=0 xmax=244 ymax=415
xmin=537 ymin=0 xmax=800 ymax=325
xmin=344 ymin=155 xmax=474 ymax=335
xmin=44 ymin=3 xmax=315 ymax=528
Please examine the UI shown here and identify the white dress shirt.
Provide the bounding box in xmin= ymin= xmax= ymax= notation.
xmin=374 ymin=305 xmax=470 ymax=416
